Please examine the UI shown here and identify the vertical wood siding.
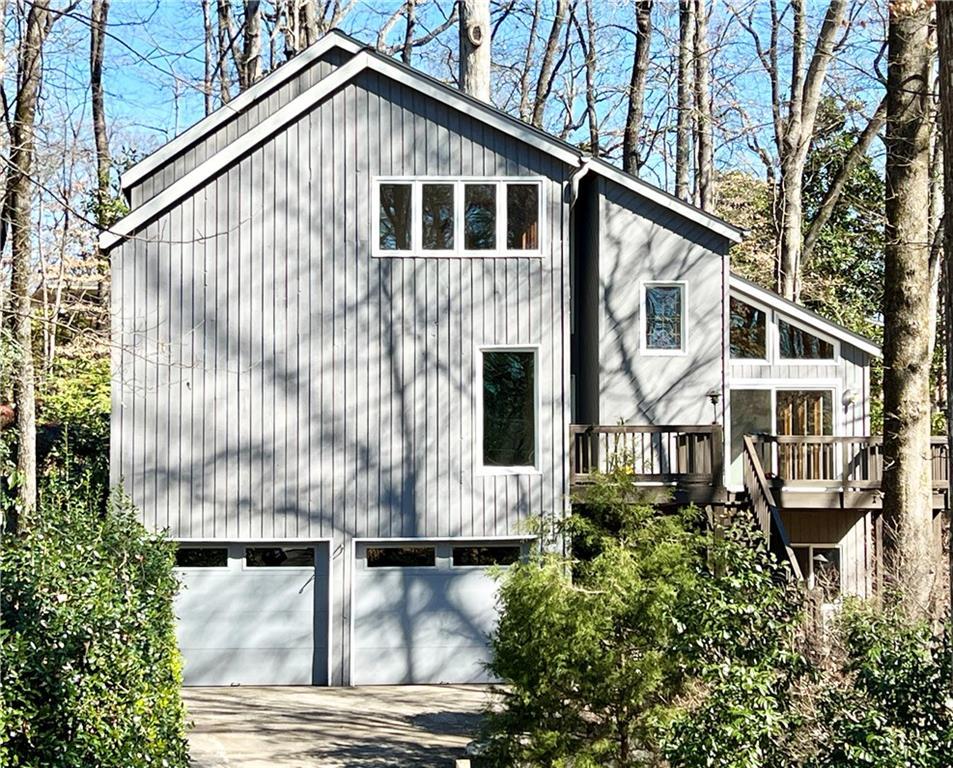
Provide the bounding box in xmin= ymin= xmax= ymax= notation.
xmin=780 ymin=509 xmax=872 ymax=598
xmin=128 ymin=48 xmax=351 ymax=208
xmin=112 ymin=72 xmax=571 ymax=680
xmin=596 ymin=177 xmax=728 ymax=426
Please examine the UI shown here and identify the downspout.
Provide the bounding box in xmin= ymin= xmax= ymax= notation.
xmin=569 ymin=155 xmax=593 ymax=209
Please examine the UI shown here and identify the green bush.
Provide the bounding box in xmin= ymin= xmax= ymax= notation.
xmin=810 ymin=602 xmax=953 ymax=768
xmin=0 ymin=467 xmax=189 ymax=767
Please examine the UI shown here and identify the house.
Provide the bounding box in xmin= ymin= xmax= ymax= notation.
xmin=102 ymin=30 xmax=946 ymax=688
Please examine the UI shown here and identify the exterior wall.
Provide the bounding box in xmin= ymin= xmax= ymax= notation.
xmin=780 ymin=509 xmax=873 ymax=598
xmin=593 ymin=176 xmax=730 ymax=426
xmin=127 ymin=47 xmax=351 ymax=208
xmin=111 ymin=70 xmax=572 ymax=683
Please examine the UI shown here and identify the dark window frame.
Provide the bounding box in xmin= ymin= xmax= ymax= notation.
xmin=244 ymin=546 xmax=316 ymax=568
xmin=365 ymin=546 xmax=437 ymax=569
xmin=451 ymin=545 xmax=522 ymax=568
xmin=480 ymin=347 xmax=538 ymax=470
xmin=174 ymin=547 xmax=229 ymax=569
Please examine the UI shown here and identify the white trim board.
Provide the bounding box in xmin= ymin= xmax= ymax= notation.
xmin=120 ymin=32 xmax=365 ymax=190
xmin=729 ymin=274 xmax=881 ymax=358
xmin=102 ymin=36 xmax=744 ymax=251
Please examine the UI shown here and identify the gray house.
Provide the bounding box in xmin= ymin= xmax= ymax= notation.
xmin=104 ymin=30 xmax=909 ymax=688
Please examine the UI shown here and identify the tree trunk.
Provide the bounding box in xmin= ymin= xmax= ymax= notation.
xmin=693 ymin=0 xmax=713 ymax=210
xmin=775 ymin=0 xmax=847 ymax=299
xmin=203 ymin=0 xmax=214 ymax=114
xmin=579 ymin=0 xmax=599 ymax=153
xmin=401 ymin=0 xmax=416 ymax=65
xmin=936 ymin=0 xmax=953 ymax=611
xmin=90 ymin=0 xmax=110 ymax=215
xmin=240 ymin=0 xmax=262 ymax=90
xmin=459 ymin=0 xmax=490 ymax=101
xmin=530 ymin=0 xmax=569 ymax=128
xmin=5 ymin=0 xmax=55 ymax=519
xmin=622 ymin=0 xmax=653 ymax=176
xmin=675 ymin=0 xmax=694 ymax=201
xmin=882 ymin=0 xmax=936 ymax=616
xmin=217 ymin=0 xmax=235 ymax=102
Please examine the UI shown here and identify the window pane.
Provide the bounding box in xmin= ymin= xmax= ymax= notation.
xmin=452 ymin=546 xmax=521 ymax=567
xmin=793 ymin=546 xmax=810 ymax=584
xmin=465 ymin=184 xmax=496 ymax=250
xmin=730 ymin=297 xmax=766 ymax=358
xmin=483 ymin=350 xmax=535 ymax=466
xmin=175 ymin=547 xmax=228 ymax=567
xmin=422 ymin=183 xmax=454 ymax=250
xmin=776 ymin=390 xmax=833 ymax=436
xmin=245 ymin=547 xmax=314 ymax=567
xmin=379 ymin=183 xmax=412 ymax=251
xmin=366 ymin=546 xmax=436 ymax=568
xmin=728 ymin=389 xmax=772 ymax=485
xmin=813 ymin=547 xmax=841 ymax=600
xmin=645 ymin=285 xmax=683 ymax=350
xmin=778 ymin=319 xmax=834 ymax=359
xmin=506 ymin=184 xmax=539 ymax=250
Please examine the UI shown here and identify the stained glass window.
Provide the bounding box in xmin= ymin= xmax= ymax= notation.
xmin=645 ymin=285 xmax=684 ymax=350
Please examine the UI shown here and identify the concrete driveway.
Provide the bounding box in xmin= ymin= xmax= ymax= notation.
xmin=183 ymin=685 xmax=494 ymax=767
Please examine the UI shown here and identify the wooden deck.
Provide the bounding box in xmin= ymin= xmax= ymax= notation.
xmin=569 ymin=424 xmax=725 ymax=505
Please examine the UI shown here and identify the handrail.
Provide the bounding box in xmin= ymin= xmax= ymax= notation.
xmin=742 ymin=434 xmax=803 ymax=581
xmin=749 ymin=434 xmax=948 ymax=492
xmin=569 ymin=423 xmax=724 ymax=488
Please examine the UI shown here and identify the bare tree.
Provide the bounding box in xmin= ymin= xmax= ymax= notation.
xmin=3 ymin=0 xmax=65 ymax=517
xmin=622 ymin=0 xmax=653 ymax=175
xmin=239 ymin=0 xmax=262 ymax=89
xmin=882 ymin=0 xmax=936 ymax=616
xmin=459 ymin=0 xmax=490 ymax=100
xmin=693 ymin=0 xmax=712 ymax=210
xmin=530 ymin=0 xmax=569 ymax=128
xmin=675 ymin=0 xmax=694 ymax=201
xmin=90 ymin=0 xmax=110 ymax=219
xmin=217 ymin=0 xmax=237 ymax=102
xmin=572 ymin=0 xmax=599 ymax=153
xmin=203 ymin=0 xmax=214 ymax=115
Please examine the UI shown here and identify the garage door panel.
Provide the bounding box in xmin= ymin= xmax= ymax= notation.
xmin=174 ymin=542 xmax=329 ymax=686
xmin=179 ymin=648 xmax=319 ymax=686
xmin=352 ymin=540 xmax=521 ymax=685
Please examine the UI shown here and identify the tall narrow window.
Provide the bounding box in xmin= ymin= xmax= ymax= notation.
xmin=421 ymin=183 xmax=454 ymax=250
xmin=465 ymin=183 xmax=497 ymax=250
xmin=730 ymin=297 xmax=766 ymax=359
xmin=379 ymin=183 xmax=412 ymax=251
xmin=506 ymin=183 xmax=539 ymax=250
xmin=644 ymin=284 xmax=684 ymax=351
xmin=778 ymin=319 xmax=834 ymax=359
xmin=776 ymin=390 xmax=833 ymax=436
xmin=482 ymin=349 xmax=536 ymax=467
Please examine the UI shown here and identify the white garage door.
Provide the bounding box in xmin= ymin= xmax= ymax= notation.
xmin=352 ymin=540 xmax=526 ymax=685
xmin=174 ymin=542 xmax=329 ymax=686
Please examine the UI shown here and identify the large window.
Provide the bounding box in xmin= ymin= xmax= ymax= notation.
xmin=374 ymin=179 xmax=542 ymax=256
xmin=776 ymin=390 xmax=833 ymax=436
xmin=644 ymin=283 xmax=685 ymax=352
xmin=481 ymin=348 xmax=537 ymax=468
xmin=730 ymin=297 xmax=767 ymax=359
xmin=778 ymin=318 xmax=834 ymax=360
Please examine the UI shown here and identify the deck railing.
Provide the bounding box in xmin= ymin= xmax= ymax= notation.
xmin=569 ymin=424 xmax=724 ymax=488
xmin=748 ymin=435 xmax=949 ymax=492
xmin=742 ymin=435 xmax=804 ymax=580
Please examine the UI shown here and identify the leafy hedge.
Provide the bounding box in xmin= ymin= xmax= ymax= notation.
xmin=0 ymin=467 xmax=189 ymax=767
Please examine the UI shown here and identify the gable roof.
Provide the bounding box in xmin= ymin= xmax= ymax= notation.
xmin=102 ymin=30 xmax=743 ymax=251
xmin=729 ymin=274 xmax=881 ymax=358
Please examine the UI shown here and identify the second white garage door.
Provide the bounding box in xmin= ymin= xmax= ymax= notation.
xmin=351 ymin=540 xmax=526 ymax=685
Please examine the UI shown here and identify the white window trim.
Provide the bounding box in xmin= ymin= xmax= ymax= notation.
xmin=372 ymin=177 xmax=545 ymax=259
xmin=775 ymin=313 xmax=840 ymax=366
xmin=640 ymin=281 xmax=688 ymax=356
xmin=791 ymin=543 xmax=844 ymax=596
xmin=728 ymin=294 xmax=772 ymax=365
xmin=475 ymin=344 xmax=542 ymax=476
